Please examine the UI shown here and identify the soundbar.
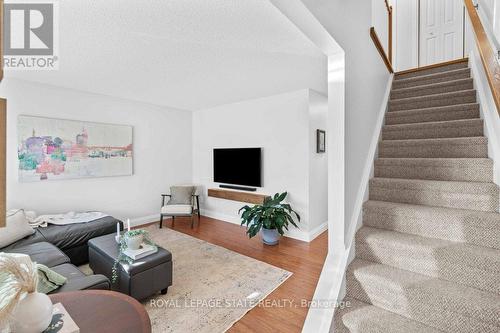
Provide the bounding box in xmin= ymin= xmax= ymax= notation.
xmin=219 ymin=184 xmax=257 ymax=192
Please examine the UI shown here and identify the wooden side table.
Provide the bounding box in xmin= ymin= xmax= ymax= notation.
xmin=49 ymin=290 xmax=151 ymax=333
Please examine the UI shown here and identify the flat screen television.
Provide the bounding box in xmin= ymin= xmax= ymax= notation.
xmin=214 ymin=148 xmax=262 ymax=187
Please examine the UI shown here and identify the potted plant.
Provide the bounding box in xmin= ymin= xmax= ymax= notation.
xmin=239 ymin=192 xmax=300 ymax=245
xmin=112 ymin=229 xmax=157 ymax=283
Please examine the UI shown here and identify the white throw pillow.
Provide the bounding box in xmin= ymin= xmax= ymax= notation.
xmin=0 ymin=210 xmax=35 ymax=248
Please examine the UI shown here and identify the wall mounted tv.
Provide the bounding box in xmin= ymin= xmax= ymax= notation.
xmin=213 ymin=148 xmax=262 ymax=189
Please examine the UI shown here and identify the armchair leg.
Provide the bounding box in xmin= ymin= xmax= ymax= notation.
xmin=196 ymin=196 xmax=201 ymax=220
xmin=159 ymin=215 xmax=163 ymax=229
xmin=191 ymin=215 xmax=194 ymax=229
xmin=172 ymin=216 xmax=175 ymax=228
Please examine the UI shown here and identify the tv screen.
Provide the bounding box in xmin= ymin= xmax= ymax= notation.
xmin=214 ymin=148 xmax=262 ymax=187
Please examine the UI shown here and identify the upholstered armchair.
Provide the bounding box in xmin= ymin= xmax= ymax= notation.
xmin=160 ymin=186 xmax=200 ymax=229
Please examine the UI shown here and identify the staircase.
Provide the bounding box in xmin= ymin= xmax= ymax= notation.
xmin=333 ymin=59 xmax=500 ymax=333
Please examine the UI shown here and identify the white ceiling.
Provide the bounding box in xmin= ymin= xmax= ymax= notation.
xmin=7 ymin=0 xmax=327 ymax=111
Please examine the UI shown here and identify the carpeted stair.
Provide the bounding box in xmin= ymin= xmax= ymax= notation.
xmin=333 ymin=59 xmax=500 ymax=332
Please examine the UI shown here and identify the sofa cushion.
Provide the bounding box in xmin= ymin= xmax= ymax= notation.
xmin=0 ymin=229 xmax=46 ymax=251
xmin=36 ymin=216 xmax=120 ymax=251
xmin=0 ymin=210 xmax=35 ymax=248
xmin=4 ymin=242 xmax=70 ymax=267
xmin=161 ymin=204 xmax=192 ymax=215
xmin=50 ymin=264 xmax=110 ymax=293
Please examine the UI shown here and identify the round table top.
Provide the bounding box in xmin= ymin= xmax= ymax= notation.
xmin=49 ymin=290 xmax=151 ymax=333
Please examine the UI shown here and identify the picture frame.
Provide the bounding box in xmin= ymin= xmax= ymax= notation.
xmin=316 ymin=129 xmax=326 ymax=153
xmin=17 ymin=115 xmax=134 ymax=182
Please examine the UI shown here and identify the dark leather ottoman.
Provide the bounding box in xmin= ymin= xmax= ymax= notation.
xmin=88 ymin=233 xmax=173 ymax=300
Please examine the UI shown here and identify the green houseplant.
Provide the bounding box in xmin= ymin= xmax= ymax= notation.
xmin=239 ymin=192 xmax=300 ymax=245
xmin=112 ymin=229 xmax=157 ymax=283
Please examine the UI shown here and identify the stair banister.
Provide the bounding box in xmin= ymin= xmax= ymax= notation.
xmin=371 ymin=0 xmax=394 ymax=73
xmin=464 ymin=0 xmax=500 ymax=114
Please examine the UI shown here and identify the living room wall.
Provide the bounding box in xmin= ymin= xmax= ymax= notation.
xmin=192 ymin=89 xmax=328 ymax=241
xmin=0 ymin=79 xmax=193 ymax=225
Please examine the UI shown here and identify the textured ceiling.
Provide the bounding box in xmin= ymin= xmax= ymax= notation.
xmin=7 ymin=0 xmax=327 ymax=111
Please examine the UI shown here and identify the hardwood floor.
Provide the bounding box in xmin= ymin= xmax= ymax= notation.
xmin=152 ymin=215 xmax=328 ymax=333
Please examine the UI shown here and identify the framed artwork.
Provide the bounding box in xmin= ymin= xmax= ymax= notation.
xmin=17 ymin=116 xmax=133 ymax=182
xmin=317 ymin=129 xmax=326 ymax=153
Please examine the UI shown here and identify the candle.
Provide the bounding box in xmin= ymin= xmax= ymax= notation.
xmin=127 ymin=218 xmax=131 ymax=232
xmin=116 ymin=222 xmax=120 ymax=237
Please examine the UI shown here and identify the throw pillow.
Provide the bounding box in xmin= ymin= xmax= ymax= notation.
xmin=169 ymin=186 xmax=195 ymax=205
xmin=37 ymin=263 xmax=67 ymax=294
xmin=0 ymin=210 xmax=36 ymax=248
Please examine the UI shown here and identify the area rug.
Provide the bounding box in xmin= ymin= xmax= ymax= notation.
xmin=81 ymin=225 xmax=292 ymax=333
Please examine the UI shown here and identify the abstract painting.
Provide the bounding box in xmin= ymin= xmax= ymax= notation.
xmin=18 ymin=116 xmax=133 ymax=182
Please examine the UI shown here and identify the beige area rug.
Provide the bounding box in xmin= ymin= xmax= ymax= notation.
xmin=82 ymin=225 xmax=292 ymax=333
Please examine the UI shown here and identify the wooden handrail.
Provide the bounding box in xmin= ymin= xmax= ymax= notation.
xmin=370 ymin=27 xmax=394 ymax=73
xmin=384 ymin=0 xmax=391 ymax=13
xmin=464 ymin=0 xmax=500 ymax=114
xmin=387 ymin=3 xmax=393 ymax=64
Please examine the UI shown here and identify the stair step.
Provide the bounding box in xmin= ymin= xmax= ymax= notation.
xmin=355 ymin=226 xmax=500 ymax=293
xmin=389 ymin=90 xmax=476 ymax=112
xmin=363 ymin=200 xmax=500 ymax=249
xmin=382 ymin=119 xmax=483 ymax=140
xmin=374 ymin=158 xmax=493 ymax=182
xmin=385 ymin=103 xmax=480 ymax=125
xmin=378 ymin=137 xmax=488 ymax=158
xmin=346 ymin=259 xmax=500 ymax=333
xmin=395 ymin=60 xmax=469 ymax=80
xmin=369 ymin=177 xmax=499 ymax=211
xmin=333 ymin=298 xmax=441 ymax=333
xmin=391 ymin=78 xmax=474 ymax=100
xmin=392 ymin=68 xmax=471 ymax=90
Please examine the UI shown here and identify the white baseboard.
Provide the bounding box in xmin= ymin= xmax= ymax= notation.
xmin=128 ymin=209 xmax=328 ymax=243
xmin=201 ymin=208 xmax=327 ymax=242
xmin=129 ymin=214 xmax=165 ymax=227
xmin=308 ymin=221 xmax=329 ymax=241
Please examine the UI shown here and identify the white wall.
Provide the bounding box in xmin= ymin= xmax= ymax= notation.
xmin=394 ymin=0 xmax=419 ymax=71
xmin=372 ymin=0 xmax=390 ymax=56
xmin=308 ymin=90 xmax=329 ymax=235
xmin=480 ymin=0 xmax=495 ymax=29
xmin=192 ymin=89 xmax=328 ymax=241
xmin=301 ymin=0 xmax=391 ymax=248
xmin=0 ymin=79 xmax=193 ymax=225
xmin=478 ymin=0 xmax=500 ymax=48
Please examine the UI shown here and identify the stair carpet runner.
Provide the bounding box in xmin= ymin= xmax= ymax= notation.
xmin=333 ymin=60 xmax=500 ymax=333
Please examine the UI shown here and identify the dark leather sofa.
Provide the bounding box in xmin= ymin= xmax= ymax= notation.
xmin=1 ymin=217 xmax=123 ymax=294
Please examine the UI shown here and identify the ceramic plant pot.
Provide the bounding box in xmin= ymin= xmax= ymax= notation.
xmin=126 ymin=234 xmax=144 ymax=250
xmin=10 ymin=292 xmax=53 ymax=333
xmin=262 ymin=228 xmax=280 ymax=245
